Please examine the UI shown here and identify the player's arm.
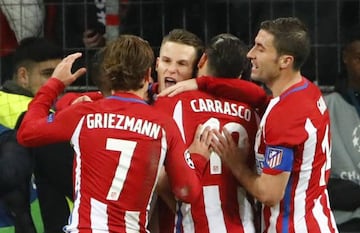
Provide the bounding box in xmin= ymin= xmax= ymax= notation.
xmin=211 ymin=128 xmax=290 ymax=207
xmin=196 ymin=77 xmax=270 ymax=111
xmin=156 ymin=167 xmax=177 ymax=213
xmin=158 ymin=76 xmax=270 ymax=113
xmin=157 ymin=124 xmax=211 ymax=211
xmin=164 ymin=123 xmax=211 ymax=204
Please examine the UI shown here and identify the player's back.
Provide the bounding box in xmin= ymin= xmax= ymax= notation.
xmin=65 ymin=95 xmax=199 ymax=233
xmin=155 ymin=90 xmax=259 ymax=233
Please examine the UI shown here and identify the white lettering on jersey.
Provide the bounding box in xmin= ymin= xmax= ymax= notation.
xmin=190 ymin=98 xmax=251 ymax=121
xmin=86 ymin=113 xmax=161 ymax=139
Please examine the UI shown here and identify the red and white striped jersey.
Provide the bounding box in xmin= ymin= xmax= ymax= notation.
xmin=255 ymin=77 xmax=338 ymax=233
xmin=17 ymin=78 xmax=203 ymax=233
xmin=154 ymin=89 xmax=259 ymax=233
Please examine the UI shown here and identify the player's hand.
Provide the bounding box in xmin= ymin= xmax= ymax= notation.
xmin=211 ymin=127 xmax=249 ymax=170
xmin=52 ymin=53 xmax=87 ymax=87
xmin=71 ymin=95 xmax=93 ymax=105
xmin=188 ymin=124 xmax=212 ymax=159
xmin=158 ymin=79 xmax=198 ymax=97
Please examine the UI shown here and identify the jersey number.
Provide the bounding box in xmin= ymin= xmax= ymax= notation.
xmin=105 ymin=138 xmax=137 ymax=201
xmin=320 ymin=124 xmax=331 ymax=186
xmin=201 ymin=117 xmax=249 ymax=175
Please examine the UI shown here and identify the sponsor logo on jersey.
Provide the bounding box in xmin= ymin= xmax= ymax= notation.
xmin=266 ymin=148 xmax=283 ymax=168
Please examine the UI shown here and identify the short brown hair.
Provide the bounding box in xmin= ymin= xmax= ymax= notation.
xmin=103 ymin=35 xmax=154 ymax=91
xmin=260 ymin=17 xmax=310 ymax=71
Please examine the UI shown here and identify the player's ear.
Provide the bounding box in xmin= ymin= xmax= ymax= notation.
xmin=197 ymin=53 xmax=207 ymax=69
xmin=279 ymin=54 xmax=293 ymax=69
xmin=155 ymin=57 xmax=160 ymax=71
xmin=144 ymin=67 xmax=152 ymax=82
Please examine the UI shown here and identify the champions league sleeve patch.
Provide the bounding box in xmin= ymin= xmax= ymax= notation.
xmin=263 ymin=146 xmax=293 ymax=172
xmin=184 ymin=150 xmax=195 ymax=169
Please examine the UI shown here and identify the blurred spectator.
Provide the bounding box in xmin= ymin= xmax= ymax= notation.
xmin=0 ymin=0 xmax=45 ymax=84
xmin=0 ymin=36 xmax=62 ymax=233
xmin=44 ymin=0 xmax=107 ymax=86
xmin=325 ymin=24 xmax=360 ymax=232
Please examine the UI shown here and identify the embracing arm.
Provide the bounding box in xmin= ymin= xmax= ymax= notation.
xmin=158 ymin=76 xmax=270 ymax=114
xmin=196 ymin=77 xmax=270 ymax=113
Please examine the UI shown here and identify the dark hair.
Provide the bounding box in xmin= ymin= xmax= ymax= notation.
xmin=12 ymin=37 xmax=63 ymax=73
xmin=89 ymin=48 xmax=111 ymax=96
xmin=103 ymin=35 xmax=154 ymax=91
xmin=206 ymin=33 xmax=251 ymax=79
xmin=260 ymin=17 xmax=310 ymax=71
xmin=161 ymin=28 xmax=204 ymax=77
xmin=342 ymin=24 xmax=360 ymax=48
xmin=335 ymin=24 xmax=360 ymax=93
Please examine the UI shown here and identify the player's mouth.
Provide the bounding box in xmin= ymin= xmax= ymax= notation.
xmin=251 ymin=63 xmax=259 ymax=72
xmin=251 ymin=62 xmax=258 ymax=69
xmin=165 ymin=77 xmax=177 ymax=88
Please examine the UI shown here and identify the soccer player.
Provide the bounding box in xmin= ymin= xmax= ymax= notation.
xmin=55 ymin=28 xmax=204 ymax=106
xmin=17 ymin=35 xmax=206 ymax=233
xmin=210 ymin=17 xmax=339 ymax=233
xmin=154 ymin=33 xmax=259 ymax=233
xmin=154 ymin=28 xmax=204 ymax=92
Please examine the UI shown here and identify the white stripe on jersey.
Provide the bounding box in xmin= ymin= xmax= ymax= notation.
xmin=90 ymin=198 xmax=108 ymax=232
xmin=173 ymin=100 xmax=186 ymax=143
xmin=313 ymin=196 xmax=331 ymax=233
xmin=237 ymin=187 xmax=255 ymax=233
xmin=203 ymin=185 xmax=227 ymax=233
xmin=293 ymin=118 xmax=316 ymax=233
xmin=125 ymin=211 xmax=140 ymax=233
xmin=325 ymin=190 xmax=339 ymax=233
xmin=64 ymin=117 xmax=86 ymax=232
xmin=268 ymin=205 xmax=280 ymax=233
xmin=181 ymin=203 xmax=194 ymax=233
xmin=146 ymin=129 xmax=168 ymax=229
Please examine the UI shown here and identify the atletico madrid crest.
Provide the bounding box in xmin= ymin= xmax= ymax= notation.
xmin=266 ymin=148 xmax=283 ymax=168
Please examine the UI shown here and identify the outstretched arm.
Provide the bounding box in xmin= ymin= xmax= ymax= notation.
xmin=158 ymin=76 xmax=270 ymax=114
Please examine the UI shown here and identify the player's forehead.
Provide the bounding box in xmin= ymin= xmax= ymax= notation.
xmin=159 ymin=41 xmax=197 ymax=62
xmin=255 ymin=30 xmax=275 ymax=49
